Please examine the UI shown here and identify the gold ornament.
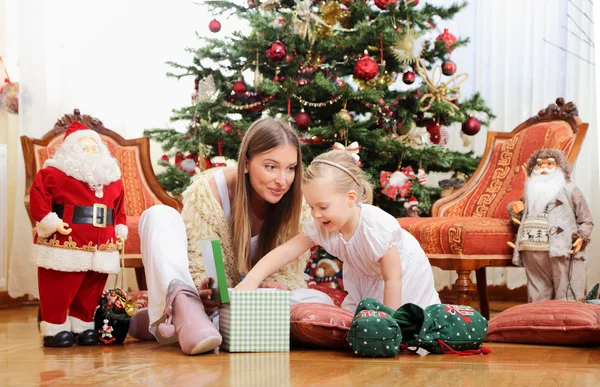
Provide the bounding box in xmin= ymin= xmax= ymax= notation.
xmin=392 ymin=28 xmax=428 ymax=65
xmin=259 ymin=0 xmax=280 ymax=11
xmin=398 ymin=119 xmax=415 ymax=135
xmin=317 ymin=1 xmax=352 ymax=36
xmin=336 ymin=108 xmax=353 ymax=122
xmin=397 ymin=126 xmax=429 ymax=148
xmin=415 ymin=59 xmax=468 ymax=115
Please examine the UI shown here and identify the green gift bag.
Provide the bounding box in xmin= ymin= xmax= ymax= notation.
xmin=394 ymin=303 xmax=490 ymax=355
xmin=346 ymin=298 xmax=402 ymax=357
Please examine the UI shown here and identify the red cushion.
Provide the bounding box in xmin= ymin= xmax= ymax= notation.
xmin=486 ymin=300 xmax=600 ymax=345
xmin=399 ymin=216 xmax=514 ymax=258
xmin=290 ymin=303 xmax=353 ymax=349
xmin=123 ymin=216 xmax=141 ymax=256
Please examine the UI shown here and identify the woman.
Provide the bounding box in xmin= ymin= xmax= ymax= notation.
xmin=131 ymin=117 xmax=332 ymax=355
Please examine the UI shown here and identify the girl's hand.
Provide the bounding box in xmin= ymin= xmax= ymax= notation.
xmin=234 ymin=278 xmax=261 ymax=291
xmin=197 ymin=278 xmax=220 ymax=313
xmin=259 ymin=280 xmax=288 ymax=290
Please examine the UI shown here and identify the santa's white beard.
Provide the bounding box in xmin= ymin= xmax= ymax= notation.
xmin=45 ymin=142 xmax=121 ymax=189
xmin=525 ymin=168 xmax=566 ymax=217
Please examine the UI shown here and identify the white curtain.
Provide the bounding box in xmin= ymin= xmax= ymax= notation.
xmin=7 ymin=0 xmax=598 ymax=297
xmin=427 ymin=0 xmax=598 ymax=291
xmin=7 ymin=0 xmax=241 ymax=297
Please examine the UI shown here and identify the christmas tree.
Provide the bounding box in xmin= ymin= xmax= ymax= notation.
xmin=144 ymin=0 xmax=494 ymax=217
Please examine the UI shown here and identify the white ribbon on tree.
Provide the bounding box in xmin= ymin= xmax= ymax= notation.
xmin=332 ymin=141 xmax=360 ymax=162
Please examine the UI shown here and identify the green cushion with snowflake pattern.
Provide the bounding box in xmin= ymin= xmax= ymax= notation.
xmin=346 ymin=298 xmax=402 ymax=357
xmin=394 ymin=303 xmax=488 ymax=354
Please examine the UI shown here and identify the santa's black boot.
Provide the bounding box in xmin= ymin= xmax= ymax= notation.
xmin=74 ymin=329 xmax=99 ymax=346
xmin=43 ymin=331 xmax=75 ymax=348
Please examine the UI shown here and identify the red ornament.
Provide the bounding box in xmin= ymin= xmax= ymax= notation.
xmin=266 ymin=41 xmax=287 ymax=62
xmin=407 ymin=0 xmax=419 ymax=6
xmin=247 ymin=0 xmax=256 ymax=6
xmin=430 ymin=132 xmax=441 ymax=145
xmin=232 ymin=81 xmax=247 ymax=96
xmin=462 ymin=115 xmax=481 ymax=136
xmin=221 ymin=122 xmax=234 ymax=135
xmin=174 ymin=152 xmax=184 ymax=167
xmin=353 ymin=53 xmax=379 ymax=81
xmin=441 ymin=60 xmax=457 ymax=76
xmin=294 ymin=111 xmax=311 ymax=128
xmin=297 ymin=78 xmax=309 ymax=86
xmin=426 ymin=120 xmax=441 ymax=134
xmin=160 ymin=154 xmax=169 ymax=162
xmin=437 ymin=28 xmax=457 ymax=52
xmin=402 ymin=71 xmax=416 ymax=85
xmin=374 ymin=0 xmax=396 ymax=10
xmin=204 ymin=157 xmax=213 ymax=169
xmin=208 ymin=19 xmax=221 ymax=33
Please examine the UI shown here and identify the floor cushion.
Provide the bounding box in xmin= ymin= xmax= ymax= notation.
xmin=290 ymin=303 xmax=353 ymax=349
xmin=486 ymin=300 xmax=600 ymax=346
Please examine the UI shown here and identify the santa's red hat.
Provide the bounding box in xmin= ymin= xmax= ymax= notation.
xmin=64 ymin=121 xmax=91 ymax=140
xmin=404 ymin=196 xmax=419 ymax=209
xmin=61 ymin=120 xmax=103 ymax=148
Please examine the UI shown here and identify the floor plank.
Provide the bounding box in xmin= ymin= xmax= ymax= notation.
xmin=1 ymin=306 xmax=599 ymax=386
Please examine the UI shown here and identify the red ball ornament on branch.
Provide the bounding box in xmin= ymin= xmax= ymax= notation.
xmin=441 ymin=60 xmax=456 ymax=76
xmin=437 ymin=28 xmax=457 ymax=52
xmin=266 ymin=41 xmax=287 ymax=62
xmin=294 ymin=110 xmax=311 ymax=129
xmin=374 ymin=0 xmax=396 ymax=10
xmin=208 ymin=19 xmax=221 ymax=33
xmin=353 ymin=52 xmax=379 ymax=81
xmin=221 ymin=122 xmax=234 ymax=135
xmin=426 ymin=120 xmax=441 ymax=134
xmin=402 ymin=71 xmax=416 ymax=85
xmin=462 ymin=115 xmax=481 ymax=136
xmin=232 ymin=81 xmax=247 ymax=96
xmin=160 ymin=154 xmax=169 ymax=163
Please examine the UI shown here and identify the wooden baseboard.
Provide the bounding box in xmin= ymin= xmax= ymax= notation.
xmin=439 ymin=285 xmax=528 ymax=303
xmin=0 ymin=291 xmax=37 ymax=309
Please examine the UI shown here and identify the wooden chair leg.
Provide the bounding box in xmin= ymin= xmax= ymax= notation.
xmin=135 ymin=267 xmax=148 ymax=291
xmin=475 ymin=267 xmax=490 ymax=320
xmin=452 ymin=270 xmax=477 ymax=306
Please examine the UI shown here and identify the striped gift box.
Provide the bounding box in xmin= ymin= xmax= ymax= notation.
xmin=220 ymin=290 xmax=290 ymax=352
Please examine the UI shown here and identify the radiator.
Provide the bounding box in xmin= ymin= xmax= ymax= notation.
xmin=0 ymin=144 xmax=6 ymax=289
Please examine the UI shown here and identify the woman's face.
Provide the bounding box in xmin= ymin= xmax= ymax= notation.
xmin=246 ymin=144 xmax=298 ymax=204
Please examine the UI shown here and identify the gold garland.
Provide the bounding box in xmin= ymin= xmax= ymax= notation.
xmin=415 ymin=59 xmax=468 ymax=115
xmin=292 ymin=93 xmax=343 ymax=108
xmin=222 ymin=95 xmax=275 ymax=110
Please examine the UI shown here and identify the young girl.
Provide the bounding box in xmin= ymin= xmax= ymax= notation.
xmin=236 ymin=150 xmax=440 ymax=312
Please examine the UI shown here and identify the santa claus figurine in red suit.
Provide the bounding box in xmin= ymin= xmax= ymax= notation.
xmin=30 ymin=121 xmax=127 ymax=347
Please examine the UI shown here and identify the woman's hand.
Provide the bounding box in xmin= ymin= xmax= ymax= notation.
xmin=259 ymin=280 xmax=288 ymax=290
xmin=197 ymin=278 xmax=220 ymax=313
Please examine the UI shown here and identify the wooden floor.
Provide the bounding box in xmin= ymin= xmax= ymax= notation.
xmin=1 ymin=306 xmax=599 ymax=386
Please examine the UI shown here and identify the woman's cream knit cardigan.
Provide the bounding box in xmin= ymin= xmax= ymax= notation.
xmin=181 ymin=171 xmax=310 ymax=290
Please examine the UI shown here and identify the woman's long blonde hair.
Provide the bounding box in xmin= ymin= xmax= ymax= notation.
xmin=303 ymin=150 xmax=373 ymax=204
xmin=232 ymin=117 xmax=303 ymax=274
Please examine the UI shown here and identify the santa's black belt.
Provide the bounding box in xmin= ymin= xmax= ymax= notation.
xmin=52 ymin=204 xmax=114 ymax=228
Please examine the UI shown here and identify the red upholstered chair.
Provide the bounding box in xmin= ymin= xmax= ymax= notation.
xmin=398 ymin=98 xmax=588 ymax=319
xmin=21 ymin=109 xmax=182 ymax=290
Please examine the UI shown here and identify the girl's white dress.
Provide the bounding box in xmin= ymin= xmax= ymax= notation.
xmin=303 ymin=203 xmax=440 ymax=312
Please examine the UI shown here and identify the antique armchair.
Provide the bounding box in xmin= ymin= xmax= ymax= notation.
xmin=21 ymin=109 xmax=182 ymax=290
xmin=398 ymin=98 xmax=588 ymax=319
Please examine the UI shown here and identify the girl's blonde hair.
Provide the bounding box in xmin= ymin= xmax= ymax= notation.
xmin=303 ymin=150 xmax=373 ymax=204
xmin=233 ymin=117 xmax=303 ymax=274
